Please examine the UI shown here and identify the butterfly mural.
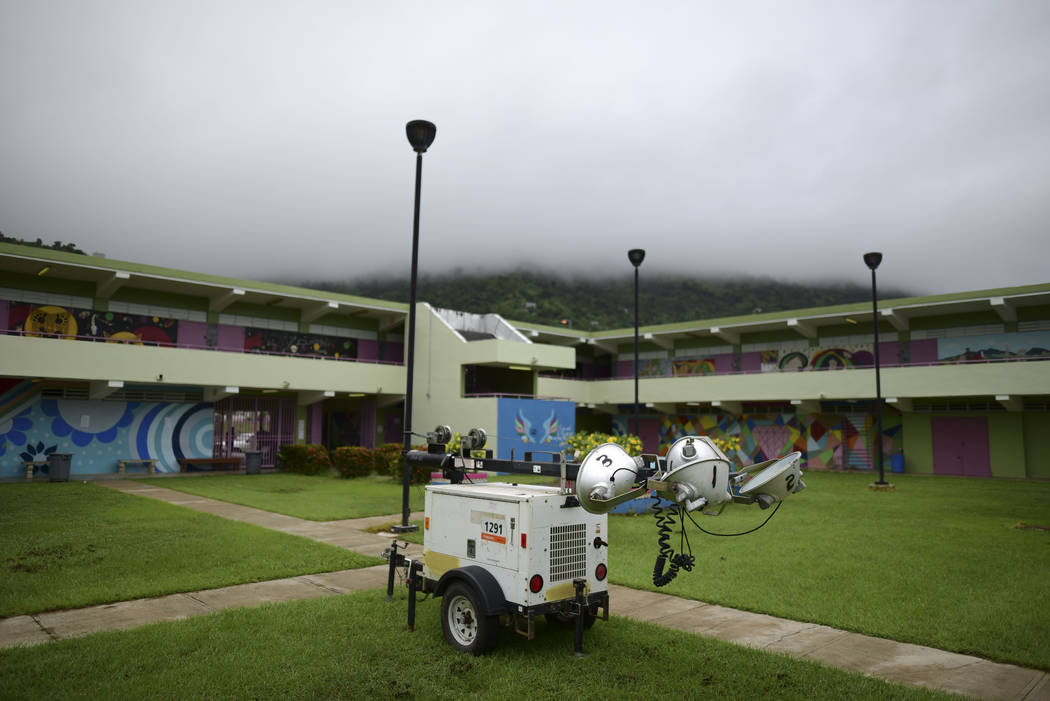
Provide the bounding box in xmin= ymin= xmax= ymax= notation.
xmin=515 ymin=409 xmax=560 ymax=444
xmin=499 ymin=398 xmax=575 ymax=460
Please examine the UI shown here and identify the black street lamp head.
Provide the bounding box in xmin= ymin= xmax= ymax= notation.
xmin=406 ymin=120 xmax=436 ymax=153
xmin=628 ymin=249 xmax=646 ymax=267
xmin=863 ymin=251 xmax=883 ymax=271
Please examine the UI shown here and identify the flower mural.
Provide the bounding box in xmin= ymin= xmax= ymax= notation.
xmin=0 ymin=407 xmax=32 ymax=457
xmin=42 ymin=399 xmax=135 ymax=447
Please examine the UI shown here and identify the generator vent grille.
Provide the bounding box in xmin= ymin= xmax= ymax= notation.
xmin=549 ymin=523 xmax=587 ymax=582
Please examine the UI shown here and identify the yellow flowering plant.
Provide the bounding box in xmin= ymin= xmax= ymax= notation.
xmin=563 ymin=432 xmax=643 ymax=460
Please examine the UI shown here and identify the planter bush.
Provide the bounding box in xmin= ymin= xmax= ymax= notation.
xmin=374 ymin=443 xmax=403 ymax=477
xmin=563 ymin=432 xmax=642 ymax=460
xmin=277 ymin=444 xmax=332 ymax=475
xmin=333 ymin=446 xmax=375 ymax=478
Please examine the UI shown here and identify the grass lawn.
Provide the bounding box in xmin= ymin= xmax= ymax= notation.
xmin=140 ymin=471 xmax=558 ymax=521
xmin=609 ymin=471 xmax=1050 ymax=671
xmin=141 ymin=473 xmax=428 ymax=520
xmin=0 ymin=482 xmax=379 ymax=618
xmin=0 ymin=590 xmax=958 ymax=701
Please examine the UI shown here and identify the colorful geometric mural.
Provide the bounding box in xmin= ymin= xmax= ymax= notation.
xmin=497 ymin=398 xmax=575 ymax=460
xmin=0 ymin=397 xmax=214 ymax=477
xmin=646 ymin=410 xmax=902 ymax=471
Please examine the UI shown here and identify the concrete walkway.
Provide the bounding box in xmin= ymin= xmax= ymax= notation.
xmin=1 ymin=480 xmax=1046 ymax=701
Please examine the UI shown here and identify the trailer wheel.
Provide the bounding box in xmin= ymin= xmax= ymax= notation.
xmin=545 ymin=611 xmax=596 ymax=629
xmin=441 ymin=582 xmax=498 ymax=655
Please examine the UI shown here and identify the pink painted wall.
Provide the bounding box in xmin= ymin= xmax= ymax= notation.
xmin=359 ymin=400 xmax=376 ymax=448
xmin=217 ymin=325 xmax=245 ymax=352
xmin=910 ymin=339 xmax=938 ymax=364
xmin=740 ymin=351 xmax=763 ymax=373
xmin=880 ymin=341 xmax=900 ymax=365
xmin=177 ymin=320 xmax=208 ymax=349
xmin=931 ymin=416 xmax=990 ymax=476
xmin=357 ymin=339 xmax=378 ymax=361
xmin=383 ymin=341 xmax=404 ymax=363
xmin=714 ymin=352 xmax=735 ymax=374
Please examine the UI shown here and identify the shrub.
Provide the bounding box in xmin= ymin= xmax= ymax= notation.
xmin=374 ymin=443 xmax=403 ymax=477
xmin=277 ymin=444 xmax=331 ymax=475
xmin=332 ymin=446 xmax=375 ymax=478
xmin=563 ymin=432 xmax=643 ymax=460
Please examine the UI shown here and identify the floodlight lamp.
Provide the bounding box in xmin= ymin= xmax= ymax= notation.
xmin=406 ymin=120 xmax=437 ymax=153
xmin=628 ymin=249 xmax=646 ymax=267
xmin=863 ymin=252 xmax=883 ymax=271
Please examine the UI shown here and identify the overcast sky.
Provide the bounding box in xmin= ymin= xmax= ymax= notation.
xmin=2 ymin=1 xmax=1048 ymax=295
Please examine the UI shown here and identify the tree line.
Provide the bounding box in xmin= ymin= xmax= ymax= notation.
xmin=309 ymin=270 xmax=910 ymax=330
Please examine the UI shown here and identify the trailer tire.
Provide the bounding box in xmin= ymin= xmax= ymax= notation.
xmin=441 ymin=582 xmax=498 ymax=655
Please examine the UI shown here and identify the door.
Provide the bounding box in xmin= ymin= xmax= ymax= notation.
xmin=931 ymin=416 xmax=991 ymax=477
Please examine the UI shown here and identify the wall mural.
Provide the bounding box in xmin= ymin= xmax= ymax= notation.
xmin=244 ymin=328 xmax=357 ymax=359
xmin=760 ymin=344 xmax=876 ymax=372
xmin=0 ymin=397 xmax=213 ymax=477
xmin=497 ymin=398 xmax=575 ymax=460
xmin=6 ymin=302 xmax=178 ymax=345
xmin=639 ymin=357 xmax=717 ymax=377
xmin=608 ymin=410 xmax=900 ymax=471
xmin=937 ymin=330 xmax=1050 ymax=362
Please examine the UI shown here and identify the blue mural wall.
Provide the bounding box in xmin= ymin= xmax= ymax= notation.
xmin=496 ymin=398 xmax=575 ymax=460
xmin=937 ymin=330 xmax=1050 ymax=362
xmin=0 ymin=398 xmax=214 ymax=477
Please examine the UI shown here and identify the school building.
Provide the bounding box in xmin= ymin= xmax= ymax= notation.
xmin=2 ymin=241 xmax=1048 ymax=480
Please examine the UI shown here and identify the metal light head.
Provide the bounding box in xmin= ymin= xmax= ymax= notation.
xmin=738 ymin=452 xmax=806 ymax=507
xmin=863 ymin=252 xmax=883 ymax=271
xmin=575 ymin=442 xmax=646 ymax=514
xmin=406 ymin=120 xmax=437 ymax=153
xmin=656 ymin=436 xmax=732 ymax=513
xmin=628 ymin=249 xmax=646 ymax=268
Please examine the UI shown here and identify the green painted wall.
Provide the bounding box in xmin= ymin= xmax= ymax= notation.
xmin=1023 ymin=413 xmax=1050 ymax=480
xmin=901 ymin=413 xmax=933 ymax=474
xmin=3 ymin=272 xmax=95 ymax=298
xmin=908 ymin=311 xmax=1001 ymax=331
xmin=988 ymin=413 xmax=1026 ymax=479
xmin=109 ymin=288 xmax=208 ymax=311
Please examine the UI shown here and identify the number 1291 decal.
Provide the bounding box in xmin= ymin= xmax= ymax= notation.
xmin=481 ymin=520 xmax=507 ymax=544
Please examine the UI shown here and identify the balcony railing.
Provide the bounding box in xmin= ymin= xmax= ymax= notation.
xmin=539 ymin=353 xmax=1049 ymax=381
xmin=2 ymin=329 xmax=404 ymax=365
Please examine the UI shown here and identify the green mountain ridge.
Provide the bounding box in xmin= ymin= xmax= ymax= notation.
xmin=302 ymin=271 xmax=911 ymax=331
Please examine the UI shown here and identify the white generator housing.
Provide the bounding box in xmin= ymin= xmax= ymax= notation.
xmin=423 ymin=482 xmax=609 ymax=609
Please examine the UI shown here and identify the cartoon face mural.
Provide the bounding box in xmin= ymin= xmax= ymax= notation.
xmin=23 ymin=305 xmax=77 ymax=338
xmin=498 ymin=398 xmax=575 ymax=460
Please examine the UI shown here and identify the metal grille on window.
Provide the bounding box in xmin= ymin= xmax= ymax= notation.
xmin=549 ymin=524 xmax=587 ymax=582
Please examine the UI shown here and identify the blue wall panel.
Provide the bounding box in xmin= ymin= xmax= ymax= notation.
xmin=496 ymin=398 xmax=575 ymax=460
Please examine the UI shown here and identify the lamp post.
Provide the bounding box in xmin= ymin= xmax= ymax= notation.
xmin=864 ymin=251 xmax=888 ymax=486
xmin=628 ymin=249 xmax=645 ymax=442
xmin=394 ymin=119 xmax=436 ymax=533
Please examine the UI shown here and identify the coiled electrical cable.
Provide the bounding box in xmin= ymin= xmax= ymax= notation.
xmin=651 ymin=498 xmax=695 ymax=587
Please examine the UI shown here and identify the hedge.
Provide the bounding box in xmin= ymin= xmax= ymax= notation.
xmin=277 ymin=444 xmax=331 ymax=475
xmin=332 ymin=446 xmax=374 ymax=478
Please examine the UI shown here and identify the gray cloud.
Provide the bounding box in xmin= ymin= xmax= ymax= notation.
xmin=2 ymin=0 xmax=1048 ymax=294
